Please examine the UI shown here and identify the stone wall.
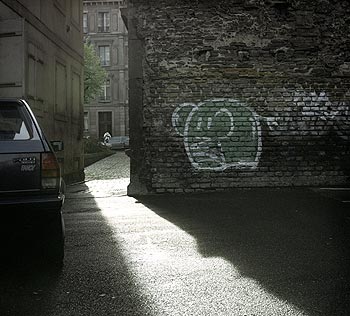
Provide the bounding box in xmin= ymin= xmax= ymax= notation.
xmin=127 ymin=0 xmax=350 ymax=194
xmin=0 ymin=0 xmax=85 ymax=184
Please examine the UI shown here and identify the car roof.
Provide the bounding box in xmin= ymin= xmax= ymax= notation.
xmin=0 ymin=98 xmax=25 ymax=104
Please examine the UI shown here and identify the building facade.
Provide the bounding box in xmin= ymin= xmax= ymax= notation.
xmin=0 ymin=0 xmax=85 ymax=183
xmin=83 ymin=0 xmax=128 ymax=141
xmin=126 ymin=0 xmax=350 ymax=195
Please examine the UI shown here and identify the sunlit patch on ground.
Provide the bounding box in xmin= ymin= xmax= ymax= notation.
xmin=93 ymin=193 xmax=309 ymax=316
xmin=84 ymin=179 xmax=129 ymax=197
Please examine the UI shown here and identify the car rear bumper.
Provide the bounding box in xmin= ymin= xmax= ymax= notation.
xmin=0 ymin=192 xmax=64 ymax=211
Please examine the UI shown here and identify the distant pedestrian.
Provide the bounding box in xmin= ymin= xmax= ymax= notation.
xmin=103 ymin=131 xmax=111 ymax=144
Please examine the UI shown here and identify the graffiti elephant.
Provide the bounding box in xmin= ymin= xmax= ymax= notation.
xmin=172 ymin=99 xmax=262 ymax=171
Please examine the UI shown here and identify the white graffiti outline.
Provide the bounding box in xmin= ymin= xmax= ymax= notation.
xmin=172 ymin=103 xmax=196 ymax=137
xmin=214 ymin=108 xmax=235 ymax=137
xmin=174 ymin=98 xmax=262 ymax=171
xmin=173 ymin=93 xmax=349 ymax=172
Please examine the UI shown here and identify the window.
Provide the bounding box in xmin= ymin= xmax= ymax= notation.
xmin=71 ymin=71 xmax=81 ymax=119
xmin=0 ymin=103 xmax=33 ymax=141
xmin=28 ymin=54 xmax=36 ymax=98
xmin=27 ymin=43 xmax=45 ymax=110
xmin=55 ymin=61 xmax=67 ymax=115
xmin=98 ymin=12 xmax=110 ymax=32
xmin=99 ymin=46 xmax=110 ymax=66
xmin=83 ymin=13 xmax=88 ymax=33
xmin=99 ymin=79 xmax=111 ymax=101
xmin=98 ymin=111 xmax=112 ymax=139
xmin=84 ymin=112 xmax=89 ymax=132
xmin=71 ymin=1 xmax=80 ymax=26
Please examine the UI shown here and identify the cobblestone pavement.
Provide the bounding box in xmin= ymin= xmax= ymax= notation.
xmin=81 ymin=151 xmax=130 ymax=197
xmin=85 ymin=151 xmax=130 ymax=181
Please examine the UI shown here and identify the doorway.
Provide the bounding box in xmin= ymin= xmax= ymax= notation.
xmin=98 ymin=111 xmax=112 ymax=140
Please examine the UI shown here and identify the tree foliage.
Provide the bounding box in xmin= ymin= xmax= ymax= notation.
xmin=84 ymin=43 xmax=107 ymax=103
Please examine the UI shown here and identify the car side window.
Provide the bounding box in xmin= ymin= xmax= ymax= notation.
xmin=0 ymin=103 xmax=33 ymax=141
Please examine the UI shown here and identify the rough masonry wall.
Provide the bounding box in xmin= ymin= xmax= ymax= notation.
xmin=129 ymin=0 xmax=350 ymax=193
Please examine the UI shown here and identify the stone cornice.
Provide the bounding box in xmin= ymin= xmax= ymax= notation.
xmin=83 ymin=1 xmax=127 ymax=6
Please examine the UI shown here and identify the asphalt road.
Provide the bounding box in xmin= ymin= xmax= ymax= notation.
xmin=1 ymin=153 xmax=349 ymax=316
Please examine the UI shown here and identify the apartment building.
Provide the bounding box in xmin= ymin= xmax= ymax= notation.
xmin=0 ymin=0 xmax=84 ymax=183
xmin=83 ymin=0 xmax=128 ymax=140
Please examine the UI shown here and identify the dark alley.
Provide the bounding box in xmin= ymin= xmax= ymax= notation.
xmin=1 ymin=154 xmax=349 ymax=316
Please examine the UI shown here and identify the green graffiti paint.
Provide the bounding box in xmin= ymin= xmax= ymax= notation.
xmin=172 ymin=99 xmax=262 ymax=170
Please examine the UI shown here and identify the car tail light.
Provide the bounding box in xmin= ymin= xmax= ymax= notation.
xmin=41 ymin=153 xmax=60 ymax=190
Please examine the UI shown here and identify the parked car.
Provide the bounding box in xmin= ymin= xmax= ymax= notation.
xmin=0 ymin=98 xmax=65 ymax=266
xmin=107 ymin=136 xmax=129 ymax=150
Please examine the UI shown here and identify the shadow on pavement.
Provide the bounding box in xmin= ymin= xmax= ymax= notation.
xmin=0 ymin=184 xmax=152 ymax=316
xmin=138 ymin=188 xmax=350 ymax=316
xmin=0 ymin=211 xmax=63 ymax=316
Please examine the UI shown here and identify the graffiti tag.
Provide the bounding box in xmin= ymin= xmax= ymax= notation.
xmin=295 ymin=91 xmax=350 ymax=141
xmin=172 ymin=93 xmax=349 ymax=171
xmin=172 ymin=99 xmax=262 ymax=171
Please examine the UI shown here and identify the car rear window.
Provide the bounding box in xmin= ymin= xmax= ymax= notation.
xmin=0 ymin=103 xmax=34 ymax=141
